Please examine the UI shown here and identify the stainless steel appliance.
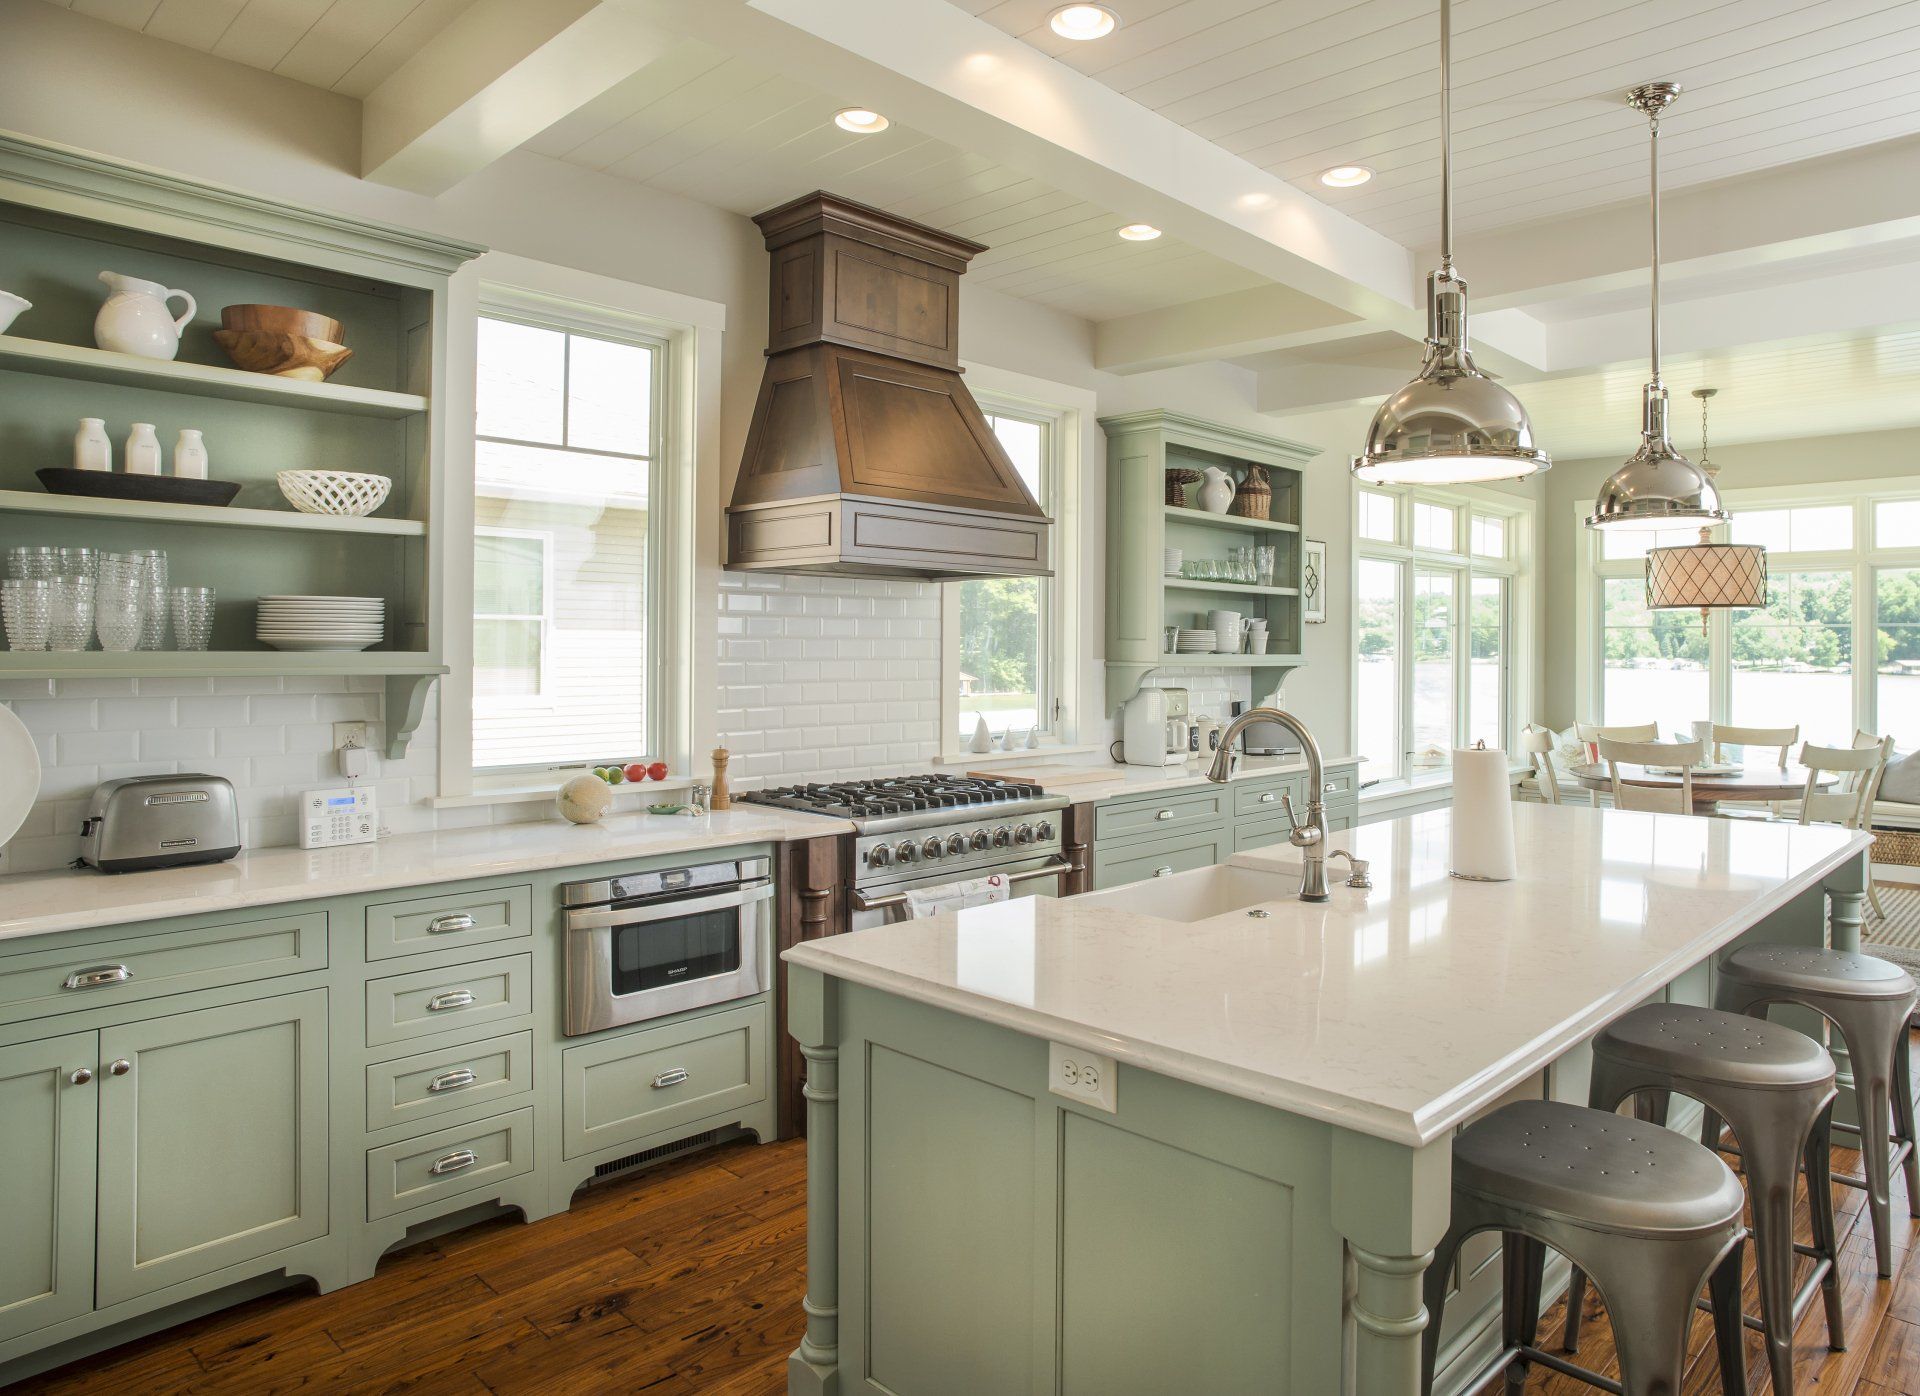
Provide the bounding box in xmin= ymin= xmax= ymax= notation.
xmin=739 ymin=775 xmax=1072 ymax=929
xmin=561 ymin=857 xmax=772 ymax=1036
xmin=78 ymin=773 xmax=241 ymax=873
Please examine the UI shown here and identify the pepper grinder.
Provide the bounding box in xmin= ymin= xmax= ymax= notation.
xmin=710 ymin=745 xmax=732 ymax=810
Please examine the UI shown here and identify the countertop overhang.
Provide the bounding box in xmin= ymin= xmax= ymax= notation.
xmin=784 ymin=803 xmax=1871 ymax=1147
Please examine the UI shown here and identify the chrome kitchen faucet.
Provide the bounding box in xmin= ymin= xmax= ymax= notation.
xmin=1207 ymin=707 xmax=1329 ymax=903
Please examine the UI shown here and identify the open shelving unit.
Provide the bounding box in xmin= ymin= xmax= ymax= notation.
xmin=0 ymin=133 xmax=481 ymax=754
xmin=1101 ymin=410 xmax=1320 ymax=710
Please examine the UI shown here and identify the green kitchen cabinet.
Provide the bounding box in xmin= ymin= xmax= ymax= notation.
xmin=0 ymin=1033 xmax=97 ymax=1345
xmin=95 ymin=989 xmax=329 ymax=1306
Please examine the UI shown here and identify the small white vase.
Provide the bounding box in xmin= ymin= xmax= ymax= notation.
xmin=124 ymin=422 xmax=161 ymax=476
xmin=969 ymin=714 xmax=992 ymax=754
xmin=74 ymin=418 xmax=111 ymax=472
xmin=173 ymin=429 xmax=208 ymax=480
xmin=1197 ymin=466 xmax=1235 ymax=514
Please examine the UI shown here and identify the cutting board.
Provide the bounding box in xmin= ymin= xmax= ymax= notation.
xmin=968 ymin=764 xmax=1116 ymax=788
xmin=0 ymin=702 xmax=41 ymax=849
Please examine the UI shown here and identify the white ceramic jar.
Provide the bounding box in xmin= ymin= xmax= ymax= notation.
xmin=172 ymin=429 xmax=208 ymax=479
xmin=94 ymin=271 xmax=196 ymax=361
xmin=124 ymin=423 xmax=161 ymax=475
xmin=73 ymin=418 xmax=111 ymax=472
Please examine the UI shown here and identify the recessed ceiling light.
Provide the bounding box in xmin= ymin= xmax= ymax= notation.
xmin=1319 ymin=164 xmax=1374 ymax=188
xmin=1050 ymin=4 xmax=1119 ymax=40
xmin=1237 ymin=192 xmax=1275 ymax=209
xmin=834 ymin=108 xmax=890 ymax=134
xmin=1117 ymin=223 xmax=1161 ymax=241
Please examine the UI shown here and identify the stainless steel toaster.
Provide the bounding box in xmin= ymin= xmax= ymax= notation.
xmin=78 ymin=774 xmax=242 ymax=873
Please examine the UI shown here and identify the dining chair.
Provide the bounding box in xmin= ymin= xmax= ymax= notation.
xmin=1575 ymin=723 xmax=1661 ymax=805
xmin=1791 ymin=736 xmax=1895 ymax=920
xmin=1710 ymin=723 xmax=1799 ymax=768
xmin=1599 ymin=736 xmax=1705 ymax=816
xmin=1521 ymin=725 xmax=1561 ymax=806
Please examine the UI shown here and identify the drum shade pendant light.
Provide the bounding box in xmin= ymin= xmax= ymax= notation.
xmin=1587 ymin=84 xmax=1728 ymax=532
xmin=1352 ymin=0 xmax=1550 ymax=485
xmin=1646 ymin=386 xmax=1767 ymax=617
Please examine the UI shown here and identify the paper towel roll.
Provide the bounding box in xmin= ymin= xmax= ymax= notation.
xmin=1451 ymin=746 xmax=1516 ymax=882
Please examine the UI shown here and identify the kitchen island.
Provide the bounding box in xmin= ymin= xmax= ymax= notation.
xmin=781 ymin=803 xmax=1872 ymax=1396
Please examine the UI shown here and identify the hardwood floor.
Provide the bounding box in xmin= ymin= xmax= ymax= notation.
xmin=19 ymin=1045 xmax=1920 ymax=1395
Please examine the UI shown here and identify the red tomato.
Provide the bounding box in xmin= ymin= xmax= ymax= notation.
xmin=647 ymin=761 xmax=669 ymax=782
xmin=623 ymin=763 xmax=649 ymax=783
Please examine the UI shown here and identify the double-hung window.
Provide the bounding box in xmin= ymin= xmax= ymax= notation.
xmin=1354 ymin=485 xmax=1532 ymax=784
xmin=471 ymin=313 xmax=663 ymax=772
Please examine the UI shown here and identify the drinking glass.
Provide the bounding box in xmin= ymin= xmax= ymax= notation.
xmin=2 ymin=578 xmax=52 ymax=650
xmin=47 ymin=576 xmax=94 ymax=651
xmin=58 ymin=548 xmax=100 ymax=584
xmin=169 ymin=586 xmax=216 ymax=650
xmin=94 ymin=573 xmax=144 ymax=652
xmin=127 ymin=549 xmax=169 ymax=650
xmin=6 ymin=546 xmax=58 ymax=581
xmin=1256 ymin=545 xmax=1276 ymax=586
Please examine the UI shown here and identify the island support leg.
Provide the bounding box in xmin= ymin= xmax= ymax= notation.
xmin=1828 ymin=855 xmax=1869 ymax=1128
xmin=788 ymin=966 xmax=842 ymax=1396
xmin=1333 ymin=1128 xmax=1452 ymax=1395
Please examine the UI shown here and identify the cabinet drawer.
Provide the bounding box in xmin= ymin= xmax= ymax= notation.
xmin=1093 ymin=789 xmax=1226 ymax=844
xmin=365 ymin=1030 xmax=534 ymax=1133
xmin=0 ymin=911 xmax=327 ymax=1026
xmin=364 ymin=954 xmax=531 ymax=1049
xmin=365 ymin=1107 xmax=534 ymax=1221
xmin=1234 ymin=813 xmax=1297 ymax=853
xmin=365 ymin=884 xmax=533 ymax=962
xmin=1319 ymin=768 xmax=1357 ymax=799
xmin=1092 ymin=833 xmax=1222 ymax=890
xmin=561 ymin=1004 xmax=767 ymax=1161
xmin=1234 ymin=775 xmax=1306 ymax=818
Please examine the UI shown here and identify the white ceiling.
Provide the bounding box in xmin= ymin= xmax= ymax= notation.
xmin=522 ymin=40 xmax=1269 ymax=320
xmin=960 ymin=0 xmax=1920 ymax=246
xmin=39 ymin=0 xmax=476 ymax=97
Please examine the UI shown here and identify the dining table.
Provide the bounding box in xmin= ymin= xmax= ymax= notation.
xmin=1568 ymin=760 xmax=1838 ymax=816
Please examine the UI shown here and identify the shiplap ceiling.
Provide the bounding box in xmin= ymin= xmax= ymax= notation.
xmin=960 ymin=0 xmax=1920 ymax=245
xmin=522 ymin=40 xmax=1269 ymax=320
xmin=38 ymin=0 xmax=478 ymax=97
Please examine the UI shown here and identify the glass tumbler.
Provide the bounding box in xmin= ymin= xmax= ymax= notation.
xmin=169 ymin=586 xmax=216 ymax=651
xmin=47 ymin=576 xmax=95 ymax=651
xmin=127 ymin=550 xmax=169 ymax=650
xmin=94 ymin=573 xmax=145 ymax=652
xmin=2 ymin=578 xmax=53 ymax=650
xmin=6 ymin=546 xmax=58 ymax=582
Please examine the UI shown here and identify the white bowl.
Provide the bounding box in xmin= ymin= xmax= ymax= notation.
xmin=276 ymin=470 xmax=393 ymax=517
xmin=0 ymin=291 xmax=29 ymax=335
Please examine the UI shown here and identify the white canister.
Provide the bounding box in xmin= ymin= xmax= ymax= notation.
xmin=1450 ymin=745 xmax=1517 ymax=882
xmin=73 ymin=418 xmax=111 ymax=472
xmin=124 ymin=422 xmax=161 ymax=476
xmin=173 ymin=429 xmax=208 ymax=479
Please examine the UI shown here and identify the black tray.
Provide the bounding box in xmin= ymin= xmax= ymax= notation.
xmin=37 ymin=467 xmax=242 ymax=507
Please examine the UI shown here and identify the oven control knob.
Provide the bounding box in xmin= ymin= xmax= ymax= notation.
xmin=992 ymin=826 xmax=1012 ymax=848
xmin=895 ymin=840 xmax=919 ymax=864
xmin=1014 ymin=824 xmax=1034 ymax=845
xmin=922 ymin=837 xmax=944 ymax=859
xmin=1036 ymin=820 xmax=1056 ymax=841
xmin=946 ymin=834 xmax=968 ymax=856
xmin=868 ymin=844 xmax=893 ymax=867
xmin=969 ymin=830 xmax=991 ymax=852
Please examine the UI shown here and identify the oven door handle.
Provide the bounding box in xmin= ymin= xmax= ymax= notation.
xmin=564 ymin=880 xmax=773 ymax=931
xmin=850 ymin=857 xmax=1075 ymax=913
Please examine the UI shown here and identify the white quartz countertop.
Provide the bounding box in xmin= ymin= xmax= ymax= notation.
xmin=0 ymin=806 xmax=850 ymax=943
xmin=784 ymin=803 xmax=1871 ymax=1147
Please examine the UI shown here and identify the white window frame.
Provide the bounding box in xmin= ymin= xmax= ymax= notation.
xmin=936 ymin=365 xmax=1097 ymax=763
xmin=1574 ymin=479 xmax=1920 ymax=742
xmin=1353 ymin=482 xmax=1537 ymax=785
xmin=472 ymin=525 xmax=554 ymax=712
xmin=436 ymin=254 xmax=721 ymax=803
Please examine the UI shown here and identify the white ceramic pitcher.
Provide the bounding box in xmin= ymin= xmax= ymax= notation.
xmin=95 ymin=271 xmax=196 ymax=361
xmin=1197 ymin=465 xmax=1236 ymax=514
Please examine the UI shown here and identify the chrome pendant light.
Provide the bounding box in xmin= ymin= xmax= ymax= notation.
xmin=1351 ymin=0 xmax=1549 ymax=485
xmin=1586 ymin=83 xmax=1727 ymax=532
xmin=1646 ymin=386 xmax=1767 ymax=616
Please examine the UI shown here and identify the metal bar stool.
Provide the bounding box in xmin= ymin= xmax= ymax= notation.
xmin=1714 ymin=944 xmax=1920 ymax=1277
xmin=1560 ymin=1003 xmax=1842 ymax=1395
xmin=1421 ymin=1099 xmax=1747 ymax=1396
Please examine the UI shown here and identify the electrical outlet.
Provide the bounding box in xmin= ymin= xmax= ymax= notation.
xmin=1048 ymin=1041 xmax=1116 ymax=1113
xmin=333 ymin=721 xmax=368 ymax=751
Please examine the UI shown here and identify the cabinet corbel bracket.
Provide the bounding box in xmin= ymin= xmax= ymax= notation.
xmin=383 ymin=674 xmax=439 ymax=759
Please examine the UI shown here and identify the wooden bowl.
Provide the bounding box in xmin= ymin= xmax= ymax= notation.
xmin=219 ymin=304 xmax=344 ymax=343
xmin=212 ymin=329 xmax=353 ymax=381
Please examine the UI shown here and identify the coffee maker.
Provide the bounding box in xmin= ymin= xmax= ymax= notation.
xmin=1119 ymin=687 xmax=1190 ymax=767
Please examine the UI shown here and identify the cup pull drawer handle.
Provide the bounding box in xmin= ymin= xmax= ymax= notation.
xmin=652 ymin=1068 xmax=690 ymax=1090
xmin=426 ymin=989 xmax=476 ymax=1013
xmin=428 ymin=1149 xmax=478 ymax=1176
xmin=1154 ymin=865 xmax=1174 ymax=878
xmin=1323 ymin=782 xmax=1339 ymax=793
xmin=1258 ymin=792 xmax=1276 ymax=803
xmin=1154 ymin=809 xmax=1174 ymax=821
xmin=64 ymin=964 xmax=131 ymax=990
xmin=427 ymin=913 xmax=477 ymax=935
xmin=427 ymin=1068 xmax=478 ymax=1093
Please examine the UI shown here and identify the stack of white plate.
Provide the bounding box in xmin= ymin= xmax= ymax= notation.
xmin=1162 ymin=547 xmax=1182 ymax=576
xmin=256 ymin=595 xmax=384 ymax=652
xmin=1175 ymin=627 xmax=1217 ymax=653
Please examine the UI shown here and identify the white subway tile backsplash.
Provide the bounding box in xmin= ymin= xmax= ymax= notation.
xmin=56 ymin=730 xmax=139 ymax=766
xmin=216 ymin=726 xmax=286 ymax=758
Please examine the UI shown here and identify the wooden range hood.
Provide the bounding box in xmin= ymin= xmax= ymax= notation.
xmin=725 ymin=192 xmax=1053 ymax=581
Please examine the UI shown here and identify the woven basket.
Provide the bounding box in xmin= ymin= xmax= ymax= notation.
xmin=1164 ymin=468 xmax=1201 ymax=507
xmin=1230 ymin=463 xmax=1272 ymax=520
xmin=277 ymin=470 xmax=393 ymax=517
xmin=1872 ymin=825 xmax=1920 ymax=867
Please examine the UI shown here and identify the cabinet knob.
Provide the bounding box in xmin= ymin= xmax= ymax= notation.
xmin=652 ymin=1067 xmax=691 ymax=1089
xmin=427 ymin=913 xmax=477 ymax=936
xmin=426 ymin=989 xmax=476 ymax=1013
xmin=68 ymin=1067 xmax=94 ymax=1085
xmin=428 ymin=1149 xmax=478 ymax=1176
xmin=107 ymin=1058 xmax=132 ymax=1077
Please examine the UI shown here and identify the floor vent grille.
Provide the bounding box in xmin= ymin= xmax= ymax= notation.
xmin=592 ymin=1130 xmax=720 ymax=1181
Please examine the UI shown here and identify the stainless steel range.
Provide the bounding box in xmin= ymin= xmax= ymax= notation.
xmin=739 ymin=776 xmax=1072 ymax=928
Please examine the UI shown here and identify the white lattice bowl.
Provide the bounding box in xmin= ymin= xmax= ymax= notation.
xmin=277 ymin=470 xmax=393 ymax=517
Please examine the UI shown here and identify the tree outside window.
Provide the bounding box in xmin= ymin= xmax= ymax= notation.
xmin=955 ymin=412 xmax=1051 ymax=741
